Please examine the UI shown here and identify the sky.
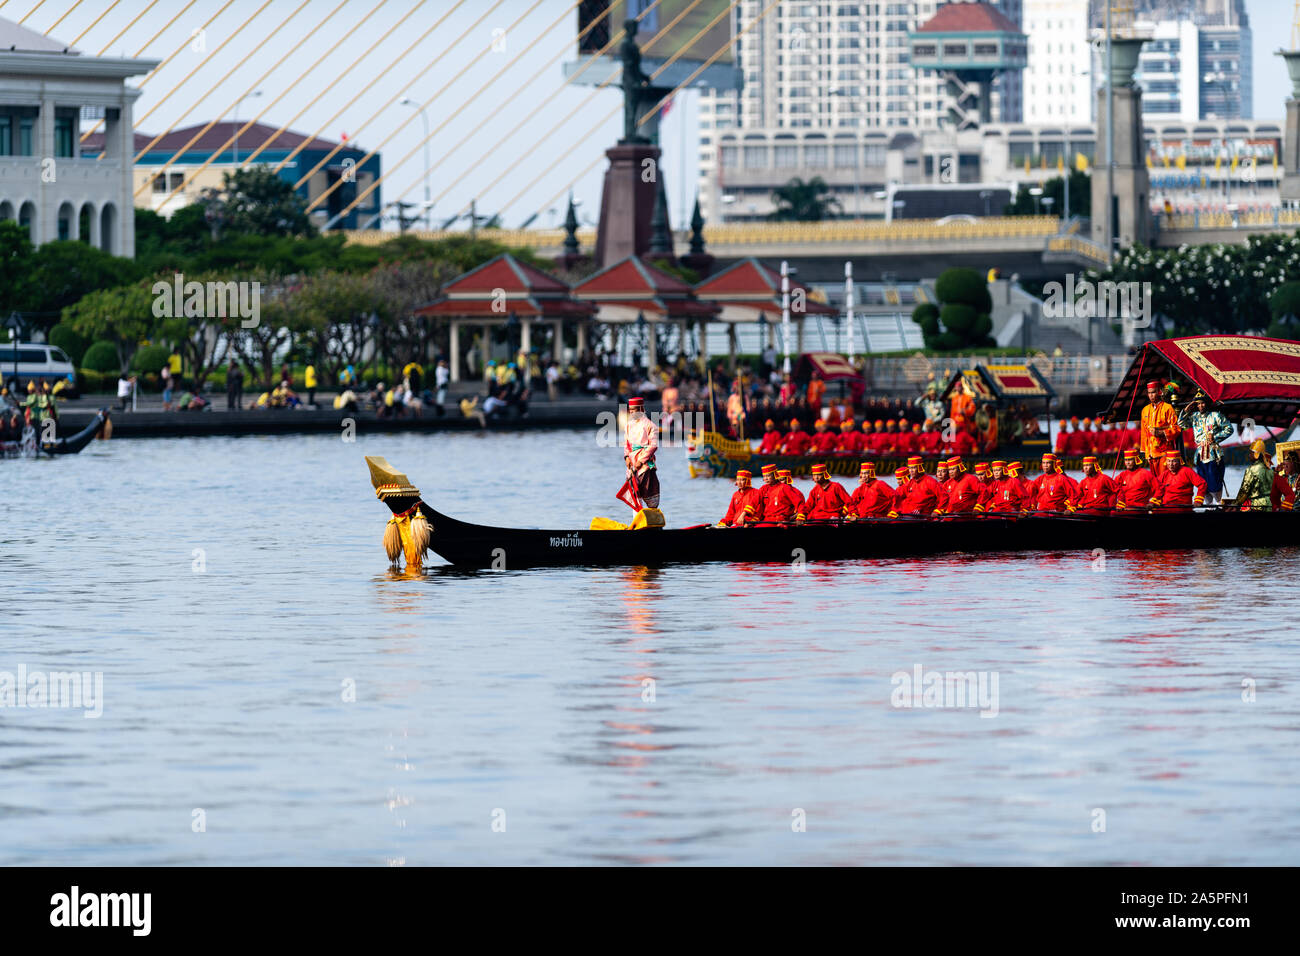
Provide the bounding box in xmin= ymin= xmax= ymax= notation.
xmin=3 ymin=0 xmax=1289 ymax=234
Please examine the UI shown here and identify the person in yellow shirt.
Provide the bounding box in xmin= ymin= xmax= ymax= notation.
xmin=1140 ymin=380 xmax=1179 ymax=476
xmin=304 ymin=363 xmax=317 ymax=407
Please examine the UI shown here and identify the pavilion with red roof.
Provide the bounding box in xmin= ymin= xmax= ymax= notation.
xmin=693 ymin=258 xmax=839 ymax=367
xmin=571 ymin=257 xmax=719 ymax=371
xmin=415 ymin=253 xmax=595 ymax=381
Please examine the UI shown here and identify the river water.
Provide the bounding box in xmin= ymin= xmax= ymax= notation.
xmin=2 ymin=427 xmax=1297 ymax=865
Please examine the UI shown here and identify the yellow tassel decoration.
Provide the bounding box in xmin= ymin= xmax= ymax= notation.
xmin=383 ymin=519 xmax=403 ymax=563
xmin=410 ymin=513 xmax=431 ymax=555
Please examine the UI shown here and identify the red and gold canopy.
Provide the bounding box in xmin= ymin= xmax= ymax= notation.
xmin=1102 ymin=335 xmax=1300 ymax=428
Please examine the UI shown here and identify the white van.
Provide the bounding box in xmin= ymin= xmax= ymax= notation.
xmin=0 ymin=342 xmax=79 ymax=394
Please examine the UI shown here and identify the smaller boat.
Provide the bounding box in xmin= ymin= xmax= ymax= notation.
xmin=1 ymin=409 xmax=112 ymax=458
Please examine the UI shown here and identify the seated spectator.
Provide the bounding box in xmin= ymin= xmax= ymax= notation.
xmin=334 ymin=389 xmax=359 ymax=412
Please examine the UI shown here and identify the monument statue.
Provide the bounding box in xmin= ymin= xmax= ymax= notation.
xmin=619 ymin=19 xmax=652 ymax=144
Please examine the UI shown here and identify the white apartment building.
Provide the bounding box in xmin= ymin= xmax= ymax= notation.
xmin=1022 ymin=0 xmax=1092 ymax=123
xmin=0 ymin=17 xmax=154 ymax=256
xmin=698 ymin=0 xmax=950 ymax=224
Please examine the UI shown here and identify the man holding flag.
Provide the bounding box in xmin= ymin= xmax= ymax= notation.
xmin=620 ymin=396 xmax=660 ymax=510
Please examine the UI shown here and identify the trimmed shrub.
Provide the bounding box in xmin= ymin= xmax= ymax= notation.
xmin=82 ymin=340 xmax=120 ymax=373
xmin=934 ymin=268 xmax=992 ymax=314
xmin=131 ymin=343 xmax=171 ymax=374
xmin=972 ymin=313 xmax=994 ymax=339
xmin=48 ymin=323 xmax=89 ymax=367
xmin=940 ymin=303 xmax=977 ymax=335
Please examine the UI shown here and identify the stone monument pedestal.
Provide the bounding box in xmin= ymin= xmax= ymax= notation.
xmin=1091 ymin=37 xmax=1150 ymax=254
xmin=595 ymin=143 xmax=664 ymax=268
xmin=1278 ymin=51 xmax=1300 ymax=204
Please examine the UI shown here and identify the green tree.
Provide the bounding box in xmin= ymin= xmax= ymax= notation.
xmin=18 ymin=241 xmax=141 ymax=334
xmin=1267 ymin=280 xmax=1300 ymax=340
xmin=768 ymin=176 xmax=841 ymax=222
xmin=294 ymin=270 xmax=383 ymax=386
xmin=1005 ymin=169 xmax=1091 ymax=218
xmin=62 ymin=281 xmax=157 ymax=372
xmin=913 ymin=268 xmax=996 ymax=351
xmin=0 ymin=219 xmax=34 ymax=315
xmin=200 ymin=167 xmax=317 ymax=240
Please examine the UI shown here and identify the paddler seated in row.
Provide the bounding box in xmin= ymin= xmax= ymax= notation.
xmin=757 ymin=419 xmax=783 ymax=454
xmin=894 ymin=419 xmax=917 ymax=455
xmin=896 ymin=456 xmax=946 ymax=516
xmin=846 ymin=462 xmax=895 ymax=520
xmin=985 ymin=461 xmax=1024 ymax=514
xmin=1074 ymin=456 xmax=1117 ymax=513
xmin=1115 ymin=448 xmax=1158 ymax=511
xmin=781 ymin=418 xmax=812 ymax=455
xmin=795 ymin=463 xmax=851 ymax=524
xmin=837 ymin=419 xmax=863 ymax=453
xmin=765 ymin=467 xmax=804 ymax=522
xmin=942 ymin=455 xmax=983 ymax=515
xmin=1027 ymin=453 xmax=1078 ymax=512
xmin=1151 ymin=451 xmax=1207 ymax=509
xmin=718 ymin=469 xmax=764 ymax=527
xmin=809 ymin=419 xmax=839 ymax=455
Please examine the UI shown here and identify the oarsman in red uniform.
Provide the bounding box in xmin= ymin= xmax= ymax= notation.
xmin=971 ymin=461 xmax=994 ymax=513
xmin=757 ymin=419 xmax=783 ymax=454
xmin=985 ymin=461 xmax=1023 ymax=514
xmin=797 ymin=463 xmax=851 ymax=523
xmin=781 ymin=418 xmax=812 ymax=455
xmin=899 ymin=456 xmax=946 ymax=516
xmin=947 ymin=422 xmax=977 ymax=457
xmin=1054 ymin=421 xmax=1070 ymax=455
xmin=943 ymin=455 xmax=984 ymax=514
xmin=1028 ymin=453 xmax=1076 ymax=512
xmin=883 ymin=418 xmax=899 ymax=453
xmin=1115 ymin=448 xmax=1158 ymax=511
xmin=917 ymin=420 xmax=943 ymax=455
xmin=836 ymin=419 xmax=862 ymax=453
xmin=1072 ymin=455 xmax=1117 ymax=513
xmin=762 ymin=468 xmax=804 ymax=523
xmin=847 ymin=461 xmax=896 ymax=519
xmin=934 ymin=458 xmax=951 ymax=506
xmin=888 ymin=466 xmax=911 ymax=516
xmin=809 ymin=419 xmax=838 ymax=454
xmin=894 ymin=418 xmax=917 ymax=456
xmin=861 ymin=419 xmax=878 ymax=454
xmin=717 ymin=470 xmax=766 ymax=526
xmin=1005 ymin=460 xmax=1033 ymax=511
xmin=1151 ymin=451 xmax=1207 ymax=509
xmin=1064 ymin=418 xmax=1091 ymax=457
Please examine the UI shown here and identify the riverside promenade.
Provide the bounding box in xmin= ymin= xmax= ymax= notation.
xmin=53 ymin=388 xmax=618 ymax=439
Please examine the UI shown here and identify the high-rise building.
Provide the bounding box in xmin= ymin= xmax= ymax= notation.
xmin=697 ymin=1 xmax=1032 ymax=224
xmin=1022 ymin=0 xmax=1092 ymax=123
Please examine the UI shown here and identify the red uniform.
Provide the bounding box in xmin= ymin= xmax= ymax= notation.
xmin=1054 ymin=429 xmax=1069 ymax=455
xmin=985 ymin=476 xmax=1024 ymax=514
xmin=917 ymin=431 xmax=942 ymax=455
xmin=867 ymin=432 xmax=894 ymax=456
xmin=946 ymin=430 xmax=976 ymax=457
xmin=895 ymin=431 xmax=917 ymax=455
xmin=1115 ymin=467 xmax=1158 ymax=510
xmin=810 ymin=430 xmax=838 ymax=454
xmin=836 ymin=431 xmax=863 ymax=453
xmin=720 ymin=487 xmax=765 ymax=526
xmin=1154 ymin=466 xmax=1207 ymax=508
xmin=800 ymin=481 xmax=851 ymax=522
xmin=761 ymin=482 xmax=804 ymax=523
xmin=900 ymin=474 xmax=945 ymax=515
xmin=1125 ymin=426 xmax=1140 ymax=451
xmin=1064 ymin=429 xmax=1089 ymax=457
xmin=1073 ymin=473 xmax=1117 ymax=513
xmin=1029 ymin=472 xmax=1077 ymax=512
xmin=945 ymin=472 xmax=984 ymax=513
xmin=781 ymin=430 xmax=812 ymax=455
xmin=1272 ymin=473 xmax=1298 ymax=511
xmin=849 ymin=479 xmax=896 ymax=517
xmin=758 ymin=430 xmax=783 ymax=454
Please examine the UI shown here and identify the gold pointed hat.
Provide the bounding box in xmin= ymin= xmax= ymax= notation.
xmin=365 ymin=456 xmax=421 ymax=500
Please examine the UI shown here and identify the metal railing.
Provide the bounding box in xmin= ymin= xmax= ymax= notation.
xmin=1155 ymin=208 xmax=1300 ymax=232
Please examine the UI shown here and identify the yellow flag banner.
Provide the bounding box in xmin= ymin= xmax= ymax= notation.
xmin=1075 ymin=152 xmax=1088 ymax=172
